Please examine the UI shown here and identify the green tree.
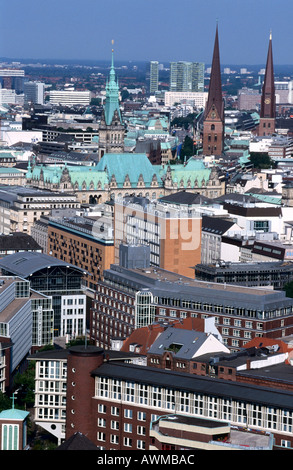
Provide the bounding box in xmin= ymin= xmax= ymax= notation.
xmin=250 ymin=152 xmax=274 ymax=169
xmin=13 ymin=361 xmax=36 ymax=409
xmin=0 ymin=392 xmax=12 ymax=412
xmin=181 ymin=135 xmax=194 ymax=158
xmin=284 ymin=281 xmax=293 ymax=298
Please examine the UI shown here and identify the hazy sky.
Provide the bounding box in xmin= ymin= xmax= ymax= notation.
xmin=0 ymin=0 xmax=292 ymax=65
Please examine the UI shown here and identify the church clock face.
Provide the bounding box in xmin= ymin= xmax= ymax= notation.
xmin=265 ymin=98 xmax=271 ymax=104
xmin=211 ymin=111 xmax=216 ymax=118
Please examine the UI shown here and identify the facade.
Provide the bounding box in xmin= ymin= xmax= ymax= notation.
xmin=0 ymin=69 xmax=25 ymax=94
xmin=237 ymin=87 xmax=261 ymax=111
xmin=258 ymin=33 xmax=276 ymax=137
xmin=24 ymin=81 xmax=45 ymax=105
xmin=200 ymin=215 xmax=242 ymax=264
xmin=26 ymin=154 xmax=225 ymax=204
xmin=170 ymin=61 xmax=204 ymax=93
xmin=48 ymin=90 xmax=91 ymax=106
xmin=29 ymin=345 xmax=293 ymax=449
xmin=47 ymin=214 xmax=115 ymax=290
xmin=165 ymin=91 xmax=208 ymax=108
xmin=90 ymin=258 xmax=293 ymax=351
xmin=114 ymin=196 xmax=202 ymax=277
xmin=202 ymin=26 xmax=225 ymax=156
xmin=0 ymin=276 xmax=53 ymax=392
xmin=0 ymin=252 xmax=86 ymax=339
xmin=194 ymin=261 xmax=293 ymax=290
xmin=149 ymin=61 xmax=159 ymax=94
xmin=0 ymin=185 xmax=80 ymax=235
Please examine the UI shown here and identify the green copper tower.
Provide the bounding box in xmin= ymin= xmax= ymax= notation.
xmin=98 ymin=41 xmax=125 ymax=159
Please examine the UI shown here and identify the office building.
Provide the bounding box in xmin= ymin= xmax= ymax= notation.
xmin=164 ymin=91 xmax=208 ymax=108
xmin=0 ymin=185 xmax=80 ymax=235
xmin=194 ymin=260 xmax=293 ymax=289
xmin=149 ymin=61 xmax=159 ymax=94
xmin=0 ymin=252 xmax=86 ymax=339
xmin=48 ymin=90 xmax=91 ymax=106
xmin=24 ymin=81 xmax=45 ymax=105
xmin=90 ymin=249 xmax=293 ymax=351
xmin=0 ymin=275 xmax=53 ymax=392
xmin=29 ymin=344 xmax=293 ymax=448
xmin=48 ymin=213 xmax=115 ymax=290
xmin=0 ymin=69 xmax=25 ymax=94
xmin=170 ymin=61 xmax=204 ymax=92
xmin=114 ymin=195 xmax=202 ymax=277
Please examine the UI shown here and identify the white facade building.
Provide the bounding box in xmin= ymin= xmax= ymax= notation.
xmin=164 ymin=91 xmax=208 ymax=108
xmin=61 ymin=294 xmax=86 ymax=338
xmin=49 ymin=90 xmax=92 ymax=106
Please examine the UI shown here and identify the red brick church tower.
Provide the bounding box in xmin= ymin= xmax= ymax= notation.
xmin=202 ymin=25 xmax=225 ymax=156
xmin=258 ymin=32 xmax=276 ymax=136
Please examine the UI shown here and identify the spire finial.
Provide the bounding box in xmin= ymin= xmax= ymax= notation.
xmin=270 ymin=29 xmax=272 ymax=40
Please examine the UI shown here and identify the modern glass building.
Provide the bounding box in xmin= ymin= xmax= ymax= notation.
xmin=170 ymin=61 xmax=204 ymax=93
xmin=0 ymin=252 xmax=86 ymax=339
xmin=150 ymin=61 xmax=159 ymax=94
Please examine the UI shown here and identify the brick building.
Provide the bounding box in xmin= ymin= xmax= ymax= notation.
xmin=48 ymin=214 xmax=114 ymax=290
xmin=29 ymin=344 xmax=293 ymax=449
xmin=90 ymin=247 xmax=293 ymax=351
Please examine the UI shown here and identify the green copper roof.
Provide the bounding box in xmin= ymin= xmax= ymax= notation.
xmin=170 ymin=158 xmax=211 ymax=187
xmin=104 ymin=50 xmax=122 ymax=126
xmin=0 ymin=408 xmax=29 ymax=420
xmin=96 ymin=153 xmax=164 ymax=188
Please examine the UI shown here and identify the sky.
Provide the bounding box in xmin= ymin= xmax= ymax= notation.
xmin=0 ymin=0 xmax=292 ymax=65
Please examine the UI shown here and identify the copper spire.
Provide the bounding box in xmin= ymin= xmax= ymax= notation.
xmin=205 ymin=24 xmax=224 ymax=120
xmin=260 ymin=32 xmax=275 ymax=119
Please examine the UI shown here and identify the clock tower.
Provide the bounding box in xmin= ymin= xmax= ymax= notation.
xmin=258 ymin=32 xmax=275 ymax=136
xmin=202 ymin=24 xmax=225 ymax=156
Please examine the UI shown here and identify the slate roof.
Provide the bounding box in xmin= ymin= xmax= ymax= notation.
xmin=148 ymin=327 xmax=210 ymax=359
xmin=56 ymin=432 xmax=97 ymax=450
xmin=159 ymin=190 xmax=213 ymax=206
xmin=201 ymin=215 xmax=236 ymax=234
xmin=0 ymin=233 xmax=42 ymax=251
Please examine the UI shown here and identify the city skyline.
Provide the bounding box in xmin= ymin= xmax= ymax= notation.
xmin=0 ymin=0 xmax=292 ymax=65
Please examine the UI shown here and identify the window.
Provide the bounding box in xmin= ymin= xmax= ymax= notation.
xmin=124 ymin=423 xmax=132 ymax=433
xmin=124 ymin=437 xmax=132 ymax=447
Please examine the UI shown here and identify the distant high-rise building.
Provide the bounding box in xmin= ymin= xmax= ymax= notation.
xmin=202 ymin=25 xmax=225 ymax=156
xmin=170 ymin=61 xmax=204 ymax=93
xmin=258 ymin=32 xmax=276 ymax=137
xmin=0 ymin=68 xmax=25 ymax=94
xmin=149 ymin=61 xmax=159 ymax=94
xmin=24 ymin=81 xmax=45 ymax=105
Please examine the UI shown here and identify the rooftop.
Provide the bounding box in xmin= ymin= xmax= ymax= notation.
xmin=0 ymin=252 xmax=85 ymax=278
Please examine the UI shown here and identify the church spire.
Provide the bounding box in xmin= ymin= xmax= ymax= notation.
xmin=204 ymin=23 xmax=224 ymax=121
xmin=202 ymin=24 xmax=225 ymax=156
xmin=258 ymin=31 xmax=275 ymax=136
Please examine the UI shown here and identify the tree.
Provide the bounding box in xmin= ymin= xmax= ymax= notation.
xmin=284 ymin=281 xmax=293 ymax=298
xmin=250 ymin=152 xmax=274 ymax=169
xmin=0 ymin=392 xmax=12 ymax=412
xmin=13 ymin=361 xmax=36 ymax=409
xmin=181 ymin=135 xmax=194 ymax=159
